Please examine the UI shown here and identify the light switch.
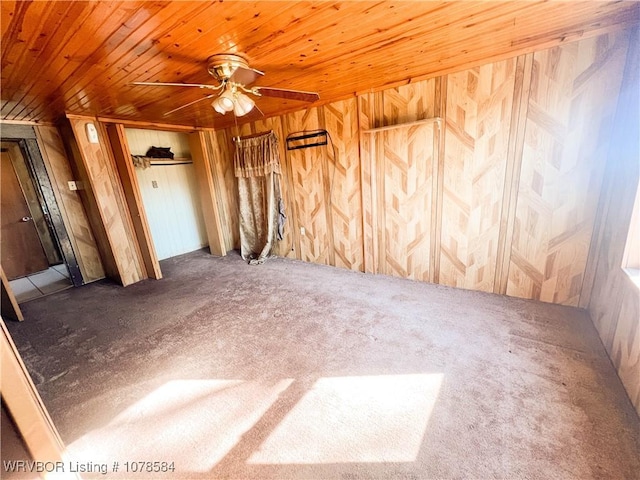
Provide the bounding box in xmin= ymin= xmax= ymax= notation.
xmin=68 ymin=181 xmax=78 ymax=191
xmin=152 ymin=180 xmax=158 ymax=188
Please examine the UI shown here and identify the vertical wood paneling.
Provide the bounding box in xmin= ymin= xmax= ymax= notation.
xmin=507 ymin=31 xmax=630 ymax=305
xmin=586 ymin=28 xmax=640 ymax=416
xmin=431 ymin=77 xmax=447 ymax=284
xmin=440 ymin=59 xmax=517 ymax=292
xmin=613 ymin=287 xmax=640 ymax=412
xmin=188 ymin=131 xmax=226 ymax=256
xmin=65 ymin=116 xmax=145 ymax=286
xmin=358 ymin=93 xmax=378 ymax=274
xmin=1 ymin=265 xmax=23 ymax=321
xmin=203 ymin=32 xmax=632 ymax=326
xmin=358 ymin=79 xmax=437 ymax=275
xmin=322 ymin=99 xmax=363 ymax=271
xmin=34 ymin=125 xmax=105 ymax=282
xmin=382 ymin=81 xmax=436 ymax=125
xmin=283 ymin=108 xmax=333 ymax=265
xmin=377 ymin=123 xmax=435 ymax=281
xmin=494 ymin=54 xmax=534 ymax=294
xmin=203 ymin=129 xmax=239 ymax=253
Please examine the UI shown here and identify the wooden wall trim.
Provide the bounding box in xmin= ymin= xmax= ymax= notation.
xmin=0 ymin=123 xmax=36 ymax=138
xmin=202 ymin=131 xmax=234 ymax=252
xmin=361 ymin=117 xmax=442 ymax=133
xmin=1 ymin=267 xmax=23 ymax=321
xmin=1 ymin=319 xmax=72 ymax=471
xmin=322 ymin=99 xmax=363 ymax=271
xmin=279 ymin=117 xmax=302 ymax=259
xmin=34 ymin=125 xmax=105 ymax=283
xmin=0 ymin=120 xmax=56 ymax=128
xmin=107 ymin=124 xmax=162 ymax=280
xmin=96 ymin=116 xmax=199 ymax=132
xmin=188 ymin=131 xmax=226 ymax=256
xmin=431 ymin=76 xmax=447 ymax=284
xmin=494 ymin=53 xmax=534 ymax=295
xmin=316 ymin=107 xmax=337 ymax=267
xmin=357 ymin=94 xmax=376 ymax=274
xmin=64 ymin=116 xmax=146 ymax=285
xmin=22 ymin=137 xmax=85 ymax=286
xmin=372 ymin=90 xmax=385 ymax=274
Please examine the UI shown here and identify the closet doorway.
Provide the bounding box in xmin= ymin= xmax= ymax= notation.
xmin=125 ymin=129 xmax=208 ymax=260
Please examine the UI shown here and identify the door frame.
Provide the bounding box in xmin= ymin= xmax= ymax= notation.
xmin=106 ymin=123 xmax=162 ymax=279
xmin=1 ymin=125 xmax=84 ymax=286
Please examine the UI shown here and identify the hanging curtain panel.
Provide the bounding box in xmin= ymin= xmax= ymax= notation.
xmin=234 ymin=132 xmax=285 ymax=264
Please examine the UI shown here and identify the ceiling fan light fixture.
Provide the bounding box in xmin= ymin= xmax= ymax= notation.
xmin=212 ymin=90 xmax=235 ymax=114
xmin=233 ymin=92 xmax=255 ymax=117
xmin=212 ymin=98 xmax=227 ymax=114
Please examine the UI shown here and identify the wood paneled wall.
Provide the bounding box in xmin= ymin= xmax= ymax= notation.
xmin=63 ymin=116 xmax=146 ymax=286
xmin=202 ymin=128 xmax=239 ymax=253
xmin=584 ymin=30 xmax=640 ymax=416
xmin=34 ymin=126 xmax=105 ymax=283
xmin=205 ymin=29 xmax=633 ymax=311
xmin=442 ymin=60 xmax=517 ymax=293
xmin=507 ymin=34 xmax=629 ymax=305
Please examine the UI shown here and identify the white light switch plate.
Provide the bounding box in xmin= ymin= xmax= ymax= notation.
xmin=68 ymin=181 xmax=78 ymax=191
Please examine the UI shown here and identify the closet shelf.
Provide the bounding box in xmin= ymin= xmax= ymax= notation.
xmin=132 ymin=155 xmax=192 ymax=168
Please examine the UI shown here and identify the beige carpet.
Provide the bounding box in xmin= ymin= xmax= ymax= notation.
xmin=6 ymin=250 xmax=640 ymax=479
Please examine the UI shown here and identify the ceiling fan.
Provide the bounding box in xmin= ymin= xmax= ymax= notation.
xmin=132 ymin=53 xmax=319 ymax=117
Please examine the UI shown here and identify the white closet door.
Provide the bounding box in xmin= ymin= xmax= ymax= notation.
xmin=136 ymin=164 xmax=208 ymax=260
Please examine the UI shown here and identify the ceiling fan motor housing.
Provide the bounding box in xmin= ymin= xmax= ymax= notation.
xmin=207 ymin=53 xmax=251 ymax=82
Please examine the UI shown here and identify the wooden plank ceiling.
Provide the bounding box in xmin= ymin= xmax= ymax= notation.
xmin=1 ymin=1 xmax=638 ymax=130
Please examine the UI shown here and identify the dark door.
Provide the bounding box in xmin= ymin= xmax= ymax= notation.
xmin=1 ymin=149 xmax=49 ymax=279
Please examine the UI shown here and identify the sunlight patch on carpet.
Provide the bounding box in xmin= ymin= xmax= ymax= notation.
xmin=248 ymin=373 xmax=443 ymax=464
xmin=67 ymin=378 xmax=293 ymax=472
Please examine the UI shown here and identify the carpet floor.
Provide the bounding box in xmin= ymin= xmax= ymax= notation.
xmin=5 ymin=249 xmax=640 ymax=480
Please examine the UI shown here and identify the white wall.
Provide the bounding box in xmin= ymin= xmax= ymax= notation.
xmin=125 ymin=128 xmax=208 ymax=260
xmin=125 ymin=128 xmax=191 ymax=158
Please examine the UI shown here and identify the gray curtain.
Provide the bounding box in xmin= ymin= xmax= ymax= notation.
xmin=234 ymin=131 xmax=285 ymax=264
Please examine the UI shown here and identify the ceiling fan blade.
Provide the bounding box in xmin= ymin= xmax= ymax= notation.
xmin=164 ymin=93 xmax=217 ymax=116
xmin=132 ymin=81 xmax=221 ymax=90
xmin=254 ymin=87 xmax=319 ymax=102
xmin=230 ymin=66 xmax=264 ymax=86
